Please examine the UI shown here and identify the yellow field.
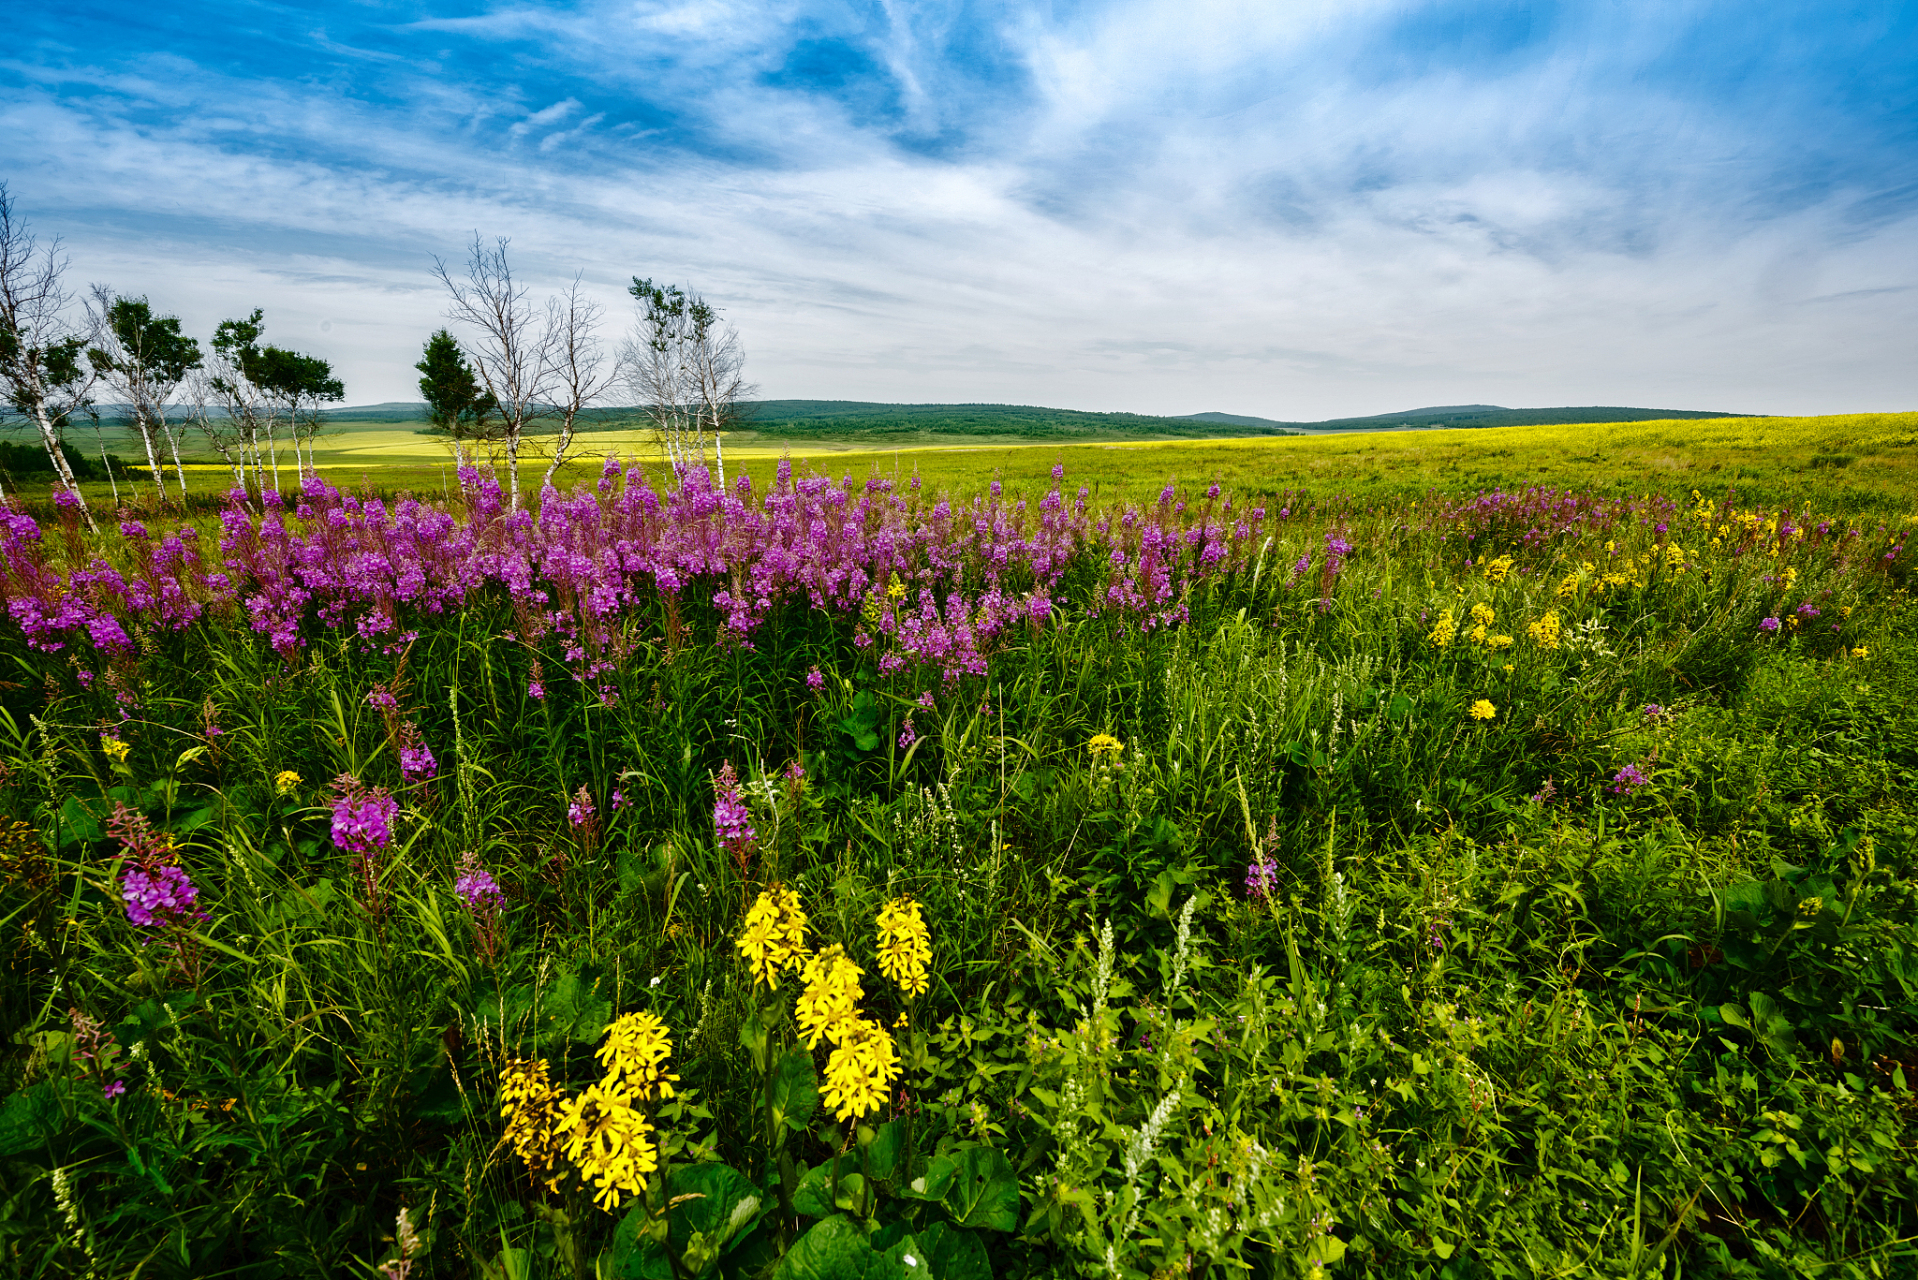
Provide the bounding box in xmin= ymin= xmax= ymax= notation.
xmin=62 ymin=411 xmax=1918 ymax=520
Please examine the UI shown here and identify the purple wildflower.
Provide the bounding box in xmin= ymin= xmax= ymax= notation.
xmin=916 ymin=691 xmax=935 ymax=708
xmin=1642 ymin=704 xmax=1665 ymax=720
xmin=1609 ymin=764 xmax=1650 ymax=796
xmin=568 ymin=787 xmax=595 ymax=828
xmin=806 ymin=666 xmax=824 ymax=691
xmin=121 ymin=863 xmax=206 ymax=928
xmin=103 ymin=1079 xmax=127 ymax=1100
xmin=610 ymin=787 xmax=627 ymax=811
xmin=330 ymin=775 xmax=399 ymax=853
xmin=714 ymin=763 xmax=756 ymax=865
xmin=1759 ymin=617 xmax=1780 ymax=633
xmin=897 ymin=716 xmax=918 ymax=750
xmin=1244 ymin=857 xmax=1277 ymax=903
xmin=398 ymin=722 xmax=438 ymax=785
xmin=454 ymin=852 xmax=505 ymax=912
xmin=528 ymin=679 xmax=545 ymax=700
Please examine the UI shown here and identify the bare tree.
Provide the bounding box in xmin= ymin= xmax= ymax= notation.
xmin=619 ymin=278 xmax=752 ymax=486
xmin=86 ymin=286 xmax=203 ymax=505
xmin=182 ymin=370 xmax=249 ymax=494
xmin=538 ymin=276 xmax=616 ymax=492
xmin=433 ymin=236 xmax=554 ymax=510
xmin=0 ymin=184 xmax=99 ymax=528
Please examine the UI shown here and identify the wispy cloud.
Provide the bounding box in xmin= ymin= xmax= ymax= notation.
xmin=0 ymin=0 xmax=1912 ymax=416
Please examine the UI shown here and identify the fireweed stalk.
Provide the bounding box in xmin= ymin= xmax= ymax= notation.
xmin=453 ymin=849 xmax=506 ymax=964
xmin=330 ymin=774 xmax=399 ymax=918
xmin=108 ymin=802 xmax=206 ymax=982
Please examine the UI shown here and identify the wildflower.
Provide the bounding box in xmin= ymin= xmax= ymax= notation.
xmin=1796 ymin=896 xmax=1824 ymax=918
xmin=555 ymin=1081 xmax=656 ymax=1212
xmin=737 ymin=884 xmax=809 ymax=989
xmin=897 ymin=717 xmax=917 ymax=751
xmin=822 ymin=1017 xmax=901 ymax=1122
xmin=1086 ymin=732 xmax=1123 ymax=756
xmin=1486 ymin=633 xmax=1514 ymax=650
xmin=398 ymin=723 xmax=437 ymax=785
xmin=610 ymin=787 xmax=626 ymax=811
xmin=876 ymin=896 xmax=932 ymax=998
xmin=1527 ymin=611 xmax=1561 ymax=650
xmin=1609 ymin=764 xmax=1649 ymax=796
xmin=806 ymin=666 xmax=824 ymax=691
xmin=713 ymin=763 xmax=755 ymax=862
xmin=1529 ymin=778 xmax=1557 ymax=805
xmin=499 ymin=1058 xmax=570 ymax=1192
xmin=1244 ymin=856 xmax=1277 ymax=903
xmin=101 ymin=734 xmax=131 ymax=765
xmin=1428 ymin=610 xmax=1456 ymax=648
xmin=1642 ymin=703 xmax=1665 ymax=720
xmin=596 ymin=1011 xmax=679 ymax=1101
xmin=796 ymin=945 xmax=866 ymax=1049
xmin=330 ymin=775 xmax=398 ymax=853
xmin=1556 ymin=572 xmax=1581 ymax=598
xmin=1469 ymin=603 xmax=1496 ymax=627
xmin=1759 ymin=617 xmax=1780 ymax=633
xmin=274 ymin=769 xmax=302 ymax=796
xmin=1469 ymin=699 xmax=1496 ymax=721
xmin=454 ymin=850 xmax=505 ymax=912
xmin=1851 ymin=645 xmax=1869 ymax=659
xmin=568 ymin=787 xmax=595 ymax=828
xmin=1481 ymin=555 xmax=1513 ymax=583
xmin=378 ymin=1207 xmax=424 ymax=1280
xmin=121 ymin=863 xmax=205 ymax=929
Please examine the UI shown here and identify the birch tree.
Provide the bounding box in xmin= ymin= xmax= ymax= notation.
xmin=0 ymin=184 xmax=99 ymax=527
xmin=205 ymin=310 xmax=278 ymax=498
xmin=620 ymin=278 xmax=752 ymax=485
xmin=539 ymin=276 xmax=615 ymax=492
xmin=432 ymin=236 xmax=553 ymax=510
xmin=85 ymin=288 xmax=202 ymax=504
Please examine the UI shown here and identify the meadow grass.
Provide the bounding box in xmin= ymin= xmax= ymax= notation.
xmin=0 ymin=416 xmax=1913 ymax=1279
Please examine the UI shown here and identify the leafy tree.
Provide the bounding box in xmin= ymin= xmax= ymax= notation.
xmin=255 ymin=345 xmax=344 ymax=480
xmin=86 ymin=289 xmax=202 ymax=503
xmin=416 ymin=327 xmax=498 ymax=446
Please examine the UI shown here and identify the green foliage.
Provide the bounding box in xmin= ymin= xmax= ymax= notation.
xmin=1 ymin=467 xmax=1916 ymax=1277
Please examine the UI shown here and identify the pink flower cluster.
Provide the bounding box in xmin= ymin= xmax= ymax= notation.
xmin=330 ymin=774 xmax=399 ymax=853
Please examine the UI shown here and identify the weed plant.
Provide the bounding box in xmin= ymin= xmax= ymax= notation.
xmin=0 ymin=454 xmax=1914 ymax=1278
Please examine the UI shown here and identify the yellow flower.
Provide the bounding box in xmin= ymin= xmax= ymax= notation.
xmin=101 ymin=737 xmax=130 ymax=765
xmin=1527 ymin=611 xmax=1561 ymax=650
xmin=1467 ymin=623 xmax=1488 ymax=645
xmin=1469 ymin=699 xmax=1497 ymax=721
xmin=1469 ymin=603 xmax=1496 ymax=627
xmin=875 ymin=895 xmax=932 ymax=999
xmin=1486 ymin=634 xmax=1514 ymax=651
xmin=822 ymin=1018 xmax=901 ymax=1122
xmin=1555 ymin=572 xmax=1581 ymax=598
xmin=886 ymin=574 xmax=908 ymax=603
xmin=1086 ymin=733 xmax=1123 ymax=756
xmin=1428 ymin=610 xmax=1456 ymax=648
xmin=596 ymin=1011 xmax=679 ymax=1101
xmin=1851 ymin=646 xmax=1869 ymax=659
xmin=554 ymin=1082 xmax=656 ymax=1212
xmin=1502 ymin=664 xmax=1514 ymax=673
xmin=274 ymin=770 xmax=302 ymax=795
xmin=795 ymin=944 xmax=866 ymax=1050
xmin=1664 ymin=544 xmax=1687 ymax=569
xmin=1481 ymin=556 xmax=1514 ymax=584
xmin=737 ymin=884 xmax=809 ymax=990
xmin=499 ymin=1058 xmax=570 ymax=1192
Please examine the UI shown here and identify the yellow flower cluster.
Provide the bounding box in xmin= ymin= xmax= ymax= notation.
xmin=1428 ymin=609 xmax=1457 ymax=648
xmin=1480 ymin=555 xmax=1514 ymax=584
xmin=1470 ymin=603 xmax=1496 ymax=627
xmin=876 ymin=895 xmax=932 ymax=999
xmin=1469 ymin=699 xmax=1497 ymax=721
xmin=499 ymin=1058 xmax=569 ymax=1192
xmin=555 ymin=1082 xmax=658 ymax=1212
xmin=1086 ymin=733 xmax=1123 ymax=756
xmin=274 ymin=770 xmax=302 ymax=795
xmin=796 ymin=945 xmax=866 ymax=1050
xmin=1556 ymin=571 xmax=1583 ymax=598
xmin=823 ymin=1017 xmax=901 ymax=1123
xmin=1527 ymin=611 xmax=1561 ymax=650
xmin=596 ymin=1011 xmax=679 ymax=1101
xmin=737 ymin=884 xmax=810 ymax=990
xmin=101 ymin=737 xmax=131 ymax=765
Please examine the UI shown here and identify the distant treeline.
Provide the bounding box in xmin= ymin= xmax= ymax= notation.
xmin=0 ymin=440 xmax=138 ymax=488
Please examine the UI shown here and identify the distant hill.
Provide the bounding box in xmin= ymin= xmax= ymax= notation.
xmin=299 ymin=399 xmax=1748 ymax=440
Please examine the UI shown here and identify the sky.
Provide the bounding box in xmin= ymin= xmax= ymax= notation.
xmin=3 ymin=0 xmax=1915 ymax=419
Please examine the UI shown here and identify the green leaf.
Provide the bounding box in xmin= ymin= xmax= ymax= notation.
xmin=940 ymin=1147 xmax=1019 ymax=1232
xmin=0 ymin=1082 xmax=62 ymax=1158
xmin=1718 ymin=1003 xmax=1751 ymax=1031
xmin=770 ymin=1048 xmax=819 ymax=1134
xmin=864 ymin=1118 xmax=912 ymax=1193
xmin=775 ymin=1215 xmax=914 ymax=1280
xmin=793 ymin=1157 xmax=860 ymax=1219
xmin=914 ymin=1223 xmax=990 ymax=1280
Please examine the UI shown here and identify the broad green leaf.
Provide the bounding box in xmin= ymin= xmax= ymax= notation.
xmin=915 ymin=1222 xmax=990 ymax=1280
xmin=940 ymin=1146 xmax=1019 ymax=1232
xmin=770 ymin=1048 xmax=818 ymax=1133
xmin=0 ymin=1082 xmax=62 ymax=1158
xmin=775 ymin=1215 xmax=913 ymax=1280
xmin=864 ymin=1117 xmax=911 ymax=1193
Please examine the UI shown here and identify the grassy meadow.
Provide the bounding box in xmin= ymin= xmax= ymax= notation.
xmin=0 ymin=411 xmax=1914 ymax=1279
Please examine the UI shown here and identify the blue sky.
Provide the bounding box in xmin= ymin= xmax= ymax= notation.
xmin=4 ymin=0 xmax=1915 ymax=416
